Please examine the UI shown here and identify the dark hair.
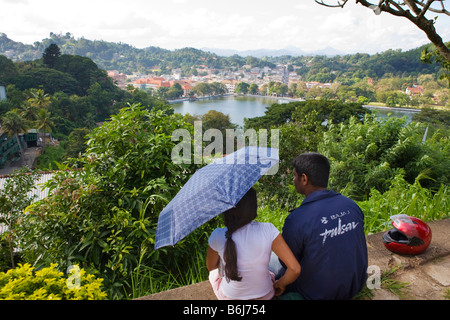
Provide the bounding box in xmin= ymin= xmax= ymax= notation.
xmin=222 ymin=187 xmax=257 ymax=282
xmin=292 ymin=152 xmax=330 ymax=188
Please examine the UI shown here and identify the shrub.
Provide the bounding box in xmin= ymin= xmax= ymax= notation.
xmin=358 ymin=173 xmax=449 ymax=234
xmin=319 ymin=114 xmax=449 ymax=200
xmin=0 ymin=263 xmax=107 ymax=300
xmin=16 ymin=103 xmax=202 ymax=298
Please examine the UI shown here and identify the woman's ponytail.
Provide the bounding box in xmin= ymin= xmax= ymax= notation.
xmin=223 ymin=230 xmax=242 ymax=282
xmin=222 ymin=188 xmax=257 ymax=282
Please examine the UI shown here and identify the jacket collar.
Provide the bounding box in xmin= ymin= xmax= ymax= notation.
xmin=301 ymin=189 xmax=339 ymax=206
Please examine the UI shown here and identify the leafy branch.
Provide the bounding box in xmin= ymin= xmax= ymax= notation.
xmin=315 ymin=0 xmax=450 ymax=63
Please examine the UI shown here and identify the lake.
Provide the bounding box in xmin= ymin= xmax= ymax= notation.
xmin=171 ymin=95 xmax=420 ymax=127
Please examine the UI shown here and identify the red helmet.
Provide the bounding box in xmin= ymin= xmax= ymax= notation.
xmin=382 ymin=215 xmax=432 ymax=255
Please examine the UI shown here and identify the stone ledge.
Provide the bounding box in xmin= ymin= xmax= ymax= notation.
xmin=136 ymin=218 xmax=450 ymax=300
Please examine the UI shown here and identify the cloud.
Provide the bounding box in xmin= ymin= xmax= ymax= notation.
xmin=0 ymin=0 xmax=448 ymax=54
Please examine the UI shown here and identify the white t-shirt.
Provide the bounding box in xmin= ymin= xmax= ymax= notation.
xmin=208 ymin=221 xmax=280 ymax=299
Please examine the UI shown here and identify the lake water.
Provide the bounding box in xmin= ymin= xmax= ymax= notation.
xmin=171 ymin=95 xmax=288 ymax=127
xmin=171 ymin=95 xmax=420 ymax=127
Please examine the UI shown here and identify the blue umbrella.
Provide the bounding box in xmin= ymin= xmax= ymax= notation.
xmin=154 ymin=146 xmax=279 ymax=249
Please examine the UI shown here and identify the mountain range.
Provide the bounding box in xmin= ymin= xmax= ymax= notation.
xmin=201 ymin=46 xmax=346 ymax=58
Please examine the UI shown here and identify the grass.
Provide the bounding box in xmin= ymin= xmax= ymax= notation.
xmin=354 ymin=266 xmax=411 ymax=300
xmin=379 ymin=267 xmax=412 ymax=299
xmin=127 ymin=249 xmax=209 ymax=299
xmin=357 ymin=175 xmax=449 ymax=235
xmin=444 ymin=289 xmax=450 ymax=300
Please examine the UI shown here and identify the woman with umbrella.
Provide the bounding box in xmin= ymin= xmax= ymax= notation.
xmin=206 ymin=188 xmax=301 ymax=300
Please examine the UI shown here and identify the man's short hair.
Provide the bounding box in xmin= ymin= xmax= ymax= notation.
xmin=292 ymin=152 xmax=330 ymax=188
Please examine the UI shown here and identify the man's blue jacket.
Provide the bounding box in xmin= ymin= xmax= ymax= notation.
xmin=281 ymin=190 xmax=368 ymax=300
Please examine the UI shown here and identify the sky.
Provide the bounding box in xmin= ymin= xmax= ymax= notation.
xmin=1 ymin=0 xmax=449 ymax=55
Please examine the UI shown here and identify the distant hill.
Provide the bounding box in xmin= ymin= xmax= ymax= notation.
xmin=0 ymin=32 xmax=228 ymax=74
xmin=0 ymin=32 xmax=442 ymax=80
xmin=202 ymin=46 xmax=345 ymax=57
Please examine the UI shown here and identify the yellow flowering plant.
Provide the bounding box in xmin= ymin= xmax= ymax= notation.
xmin=0 ymin=263 xmax=107 ymax=300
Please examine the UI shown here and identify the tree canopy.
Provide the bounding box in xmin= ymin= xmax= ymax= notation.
xmin=42 ymin=43 xmax=61 ymax=68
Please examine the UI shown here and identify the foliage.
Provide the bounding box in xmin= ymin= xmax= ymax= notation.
xmin=11 ymin=68 xmax=82 ymax=95
xmin=0 ymin=263 xmax=107 ymax=300
xmin=319 ymin=114 xmax=449 ymax=200
xmin=191 ymin=82 xmax=227 ymax=97
xmin=244 ymin=102 xmax=297 ymax=130
xmin=54 ymin=54 xmax=108 ymax=94
xmin=0 ymin=168 xmax=38 ymax=268
xmin=354 ymin=265 xmax=411 ymax=300
xmin=292 ymin=100 xmax=369 ymax=124
xmin=421 ymin=42 xmax=450 ymax=86
xmin=255 ymin=110 xmax=324 ymax=209
xmin=1 ymin=109 xmax=28 ymax=162
xmin=358 ymin=173 xmax=449 ymax=234
xmin=128 ymin=246 xmax=209 ymax=299
xmin=412 ymin=108 xmax=450 ymax=127
xmin=235 ymin=82 xmax=250 ymax=94
xmin=244 ymin=100 xmax=370 ymax=131
xmin=42 ymin=44 xmax=61 ymax=68
xmin=0 ymin=33 xmax=442 ymax=79
xmin=33 ymin=145 xmax=65 ymax=170
xmin=260 ymin=81 xmax=288 ymax=96
xmin=16 ymin=104 xmax=206 ymax=298
xmin=0 ymin=55 xmax=17 ymax=83
xmin=63 ymin=128 xmax=91 ymax=160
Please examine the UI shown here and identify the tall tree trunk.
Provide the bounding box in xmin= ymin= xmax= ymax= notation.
xmin=14 ymin=132 xmax=25 ymax=164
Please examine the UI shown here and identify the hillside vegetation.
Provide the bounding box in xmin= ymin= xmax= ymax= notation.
xmin=0 ymin=32 xmax=444 ymax=79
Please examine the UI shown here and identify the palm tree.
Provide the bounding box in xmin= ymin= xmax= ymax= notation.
xmin=28 ymin=89 xmax=50 ymax=109
xmin=19 ymin=100 xmax=38 ymax=124
xmin=1 ymin=110 xmax=28 ymax=163
xmin=35 ymin=108 xmax=54 ymax=153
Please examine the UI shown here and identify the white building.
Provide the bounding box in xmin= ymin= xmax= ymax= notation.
xmin=0 ymin=84 xmax=6 ymax=101
xmin=0 ymin=172 xmax=54 ymax=236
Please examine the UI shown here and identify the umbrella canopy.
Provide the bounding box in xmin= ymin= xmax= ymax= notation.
xmin=154 ymin=146 xmax=279 ymax=249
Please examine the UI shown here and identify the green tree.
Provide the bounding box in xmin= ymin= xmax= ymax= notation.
xmin=0 ymin=168 xmax=38 ymax=268
xmin=64 ymin=128 xmax=91 ymax=159
xmin=12 ymin=68 xmax=80 ymax=95
xmin=1 ymin=110 xmax=28 ymax=163
xmin=166 ymin=83 xmax=184 ymax=99
xmin=201 ymin=110 xmax=237 ymax=133
xmin=191 ymin=82 xmax=211 ymax=96
xmin=292 ymin=100 xmax=369 ymax=125
xmin=412 ymin=108 xmax=450 ymax=127
xmin=19 ymin=101 xmax=38 ymax=124
xmin=18 ymin=104 xmax=202 ymax=298
xmin=0 ymin=55 xmax=17 ymax=83
xmin=28 ymin=89 xmax=50 ymax=109
xmin=155 ymin=86 xmax=169 ymax=100
xmin=235 ymin=82 xmax=249 ymax=94
xmin=319 ymin=115 xmax=449 ymax=199
xmin=42 ymin=44 xmax=61 ymax=68
xmin=244 ymin=102 xmax=297 ymax=130
xmin=249 ymin=83 xmax=259 ymax=95
xmin=210 ymin=82 xmax=227 ymax=95
xmin=54 ymin=54 xmax=105 ymax=94
xmin=87 ymin=82 xmax=116 ymax=120
xmin=256 ymin=110 xmax=324 ymax=209
xmin=35 ymin=108 xmax=54 ymax=153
